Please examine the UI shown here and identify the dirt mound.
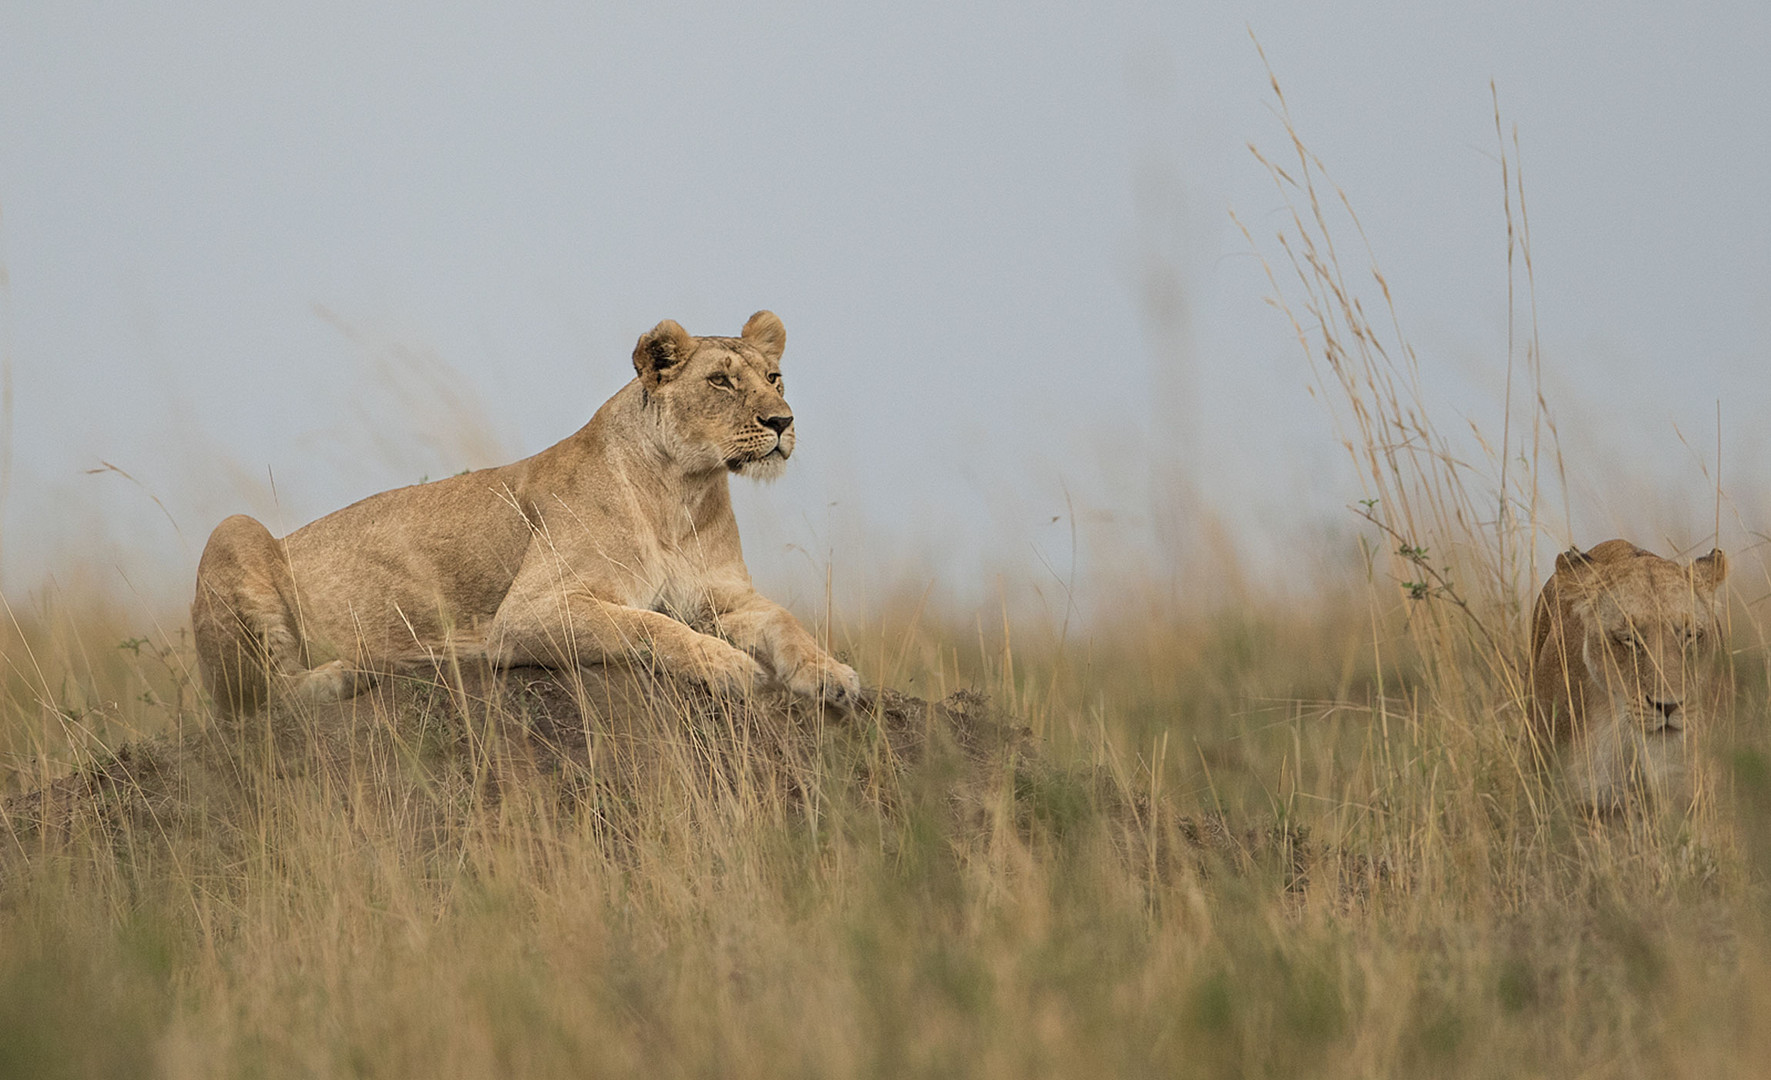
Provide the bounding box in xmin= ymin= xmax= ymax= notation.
xmin=2 ymin=666 xmax=1033 ymax=856
xmin=3 ymin=664 xmax=1319 ymax=893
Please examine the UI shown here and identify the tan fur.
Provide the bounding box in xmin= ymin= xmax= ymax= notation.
xmin=191 ymin=311 xmax=860 ymax=716
xmin=1529 ymin=539 xmax=1727 ymax=806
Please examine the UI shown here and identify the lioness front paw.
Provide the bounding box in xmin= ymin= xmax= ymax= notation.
xmin=687 ymin=639 xmax=769 ymax=698
xmin=785 ymin=654 xmax=862 ymax=710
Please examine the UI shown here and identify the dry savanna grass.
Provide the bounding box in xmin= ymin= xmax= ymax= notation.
xmin=4 ymin=94 xmax=1771 ymax=1078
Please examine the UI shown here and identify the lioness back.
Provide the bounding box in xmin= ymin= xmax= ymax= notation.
xmin=277 ymin=461 xmax=537 ymax=661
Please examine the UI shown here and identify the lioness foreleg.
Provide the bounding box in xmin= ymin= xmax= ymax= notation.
xmin=714 ymin=593 xmax=860 ymax=708
xmin=489 ymin=588 xmax=767 ymax=696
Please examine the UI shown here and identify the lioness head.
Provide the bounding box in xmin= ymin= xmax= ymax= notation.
xmin=1530 ymin=539 xmax=1728 ymax=806
xmin=632 ymin=310 xmax=796 ymax=479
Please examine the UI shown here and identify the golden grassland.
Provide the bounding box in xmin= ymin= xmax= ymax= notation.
xmin=5 ymin=92 xmax=1770 ymax=1079
xmin=1 ymin=566 xmax=1769 ymax=1079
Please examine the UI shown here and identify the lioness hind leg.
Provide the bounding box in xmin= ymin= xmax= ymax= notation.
xmin=191 ymin=514 xmax=373 ymax=715
xmin=192 ymin=515 xmax=291 ymax=715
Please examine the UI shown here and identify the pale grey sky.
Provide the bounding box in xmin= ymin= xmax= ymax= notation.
xmin=2 ymin=1 xmax=1766 ymax=615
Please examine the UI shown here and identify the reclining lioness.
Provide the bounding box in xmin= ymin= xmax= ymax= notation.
xmin=191 ymin=311 xmax=860 ymax=716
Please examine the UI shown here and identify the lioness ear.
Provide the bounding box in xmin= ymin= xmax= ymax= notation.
xmin=633 ymin=319 xmax=695 ymax=386
xmin=1693 ymin=548 xmax=1728 ymax=591
xmin=1555 ymin=547 xmax=1594 ymax=574
xmin=741 ymin=310 xmax=785 ymax=362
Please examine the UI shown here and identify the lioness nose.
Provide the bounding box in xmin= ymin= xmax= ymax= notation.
xmin=760 ymin=413 xmax=793 ymax=434
xmin=1647 ymin=697 xmax=1681 ymax=719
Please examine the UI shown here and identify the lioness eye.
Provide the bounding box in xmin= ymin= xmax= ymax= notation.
xmin=709 ymin=373 xmax=734 ymax=389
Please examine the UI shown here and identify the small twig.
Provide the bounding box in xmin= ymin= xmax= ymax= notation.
xmin=1351 ymin=504 xmax=1506 ymax=659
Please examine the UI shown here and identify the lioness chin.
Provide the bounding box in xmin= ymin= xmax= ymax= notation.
xmin=1529 ymin=539 xmax=1727 ymax=810
xmin=191 ymin=310 xmax=860 ymax=717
